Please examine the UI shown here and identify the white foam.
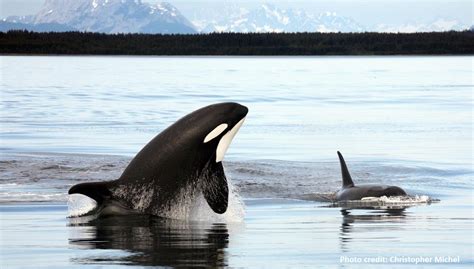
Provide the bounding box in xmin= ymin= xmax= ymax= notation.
xmin=360 ymin=195 xmax=433 ymax=204
xmin=151 ymin=180 xmax=245 ymax=223
xmin=67 ymin=194 xmax=97 ymax=217
xmin=190 ymin=182 xmax=245 ymax=223
xmin=337 ymin=195 xmax=437 ymax=208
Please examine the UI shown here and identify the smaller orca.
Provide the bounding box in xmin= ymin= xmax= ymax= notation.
xmin=335 ymin=151 xmax=407 ymax=201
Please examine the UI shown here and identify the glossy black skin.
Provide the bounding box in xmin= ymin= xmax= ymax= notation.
xmin=335 ymin=151 xmax=407 ymax=201
xmin=69 ymin=102 xmax=248 ymax=215
xmin=336 ymin=184 xmax=407 ymax=201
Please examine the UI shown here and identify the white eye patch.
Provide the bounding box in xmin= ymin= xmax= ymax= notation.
xmin=203 ymin=123 xmax=228 ymax=143
xmin=216 ymin=117 xmax=245 ymax=162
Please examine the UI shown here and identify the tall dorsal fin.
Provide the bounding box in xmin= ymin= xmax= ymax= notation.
xmin=337 ymin=151 xmax=355 ymax=188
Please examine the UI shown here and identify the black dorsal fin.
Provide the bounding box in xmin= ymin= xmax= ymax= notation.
xmin=337 ymin=151 xmax=355 ymax=188
xmin=68 ymin=181 xmax=112 ymax=205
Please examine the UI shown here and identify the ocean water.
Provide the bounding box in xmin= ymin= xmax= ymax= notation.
xmin=0 ymin=56 xmax=473 ymax=268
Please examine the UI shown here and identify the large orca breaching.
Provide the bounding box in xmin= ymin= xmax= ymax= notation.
xmin=69 ymin=102 xmax=248 ymax=217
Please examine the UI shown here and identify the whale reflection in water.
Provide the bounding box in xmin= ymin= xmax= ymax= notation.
xmin=68 ymin=215 xmax=230 ymax=267
xmin=338 ymin=206 xmax=408 ymax=252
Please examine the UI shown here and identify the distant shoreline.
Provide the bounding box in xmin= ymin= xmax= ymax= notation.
xmin=1 ymin=54 xmax=472 ymax=58
xmin=1 ymin=31 xmax=473 ymax=56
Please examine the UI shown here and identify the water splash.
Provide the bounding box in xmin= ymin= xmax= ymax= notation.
xmin=189 ymin=182 xmax=245 ymax=223
xmin=152 ymin=180 xmax=245 ymax=223
xmin=361 ymin=195 xmax=434 ymax=203
xmin=335 ymin=195 xmax=438 ymax=209
xmin=68 ymin=194 xmax=97 ymax=217
xmin=67 ymin=181 xmax=245 ymax=222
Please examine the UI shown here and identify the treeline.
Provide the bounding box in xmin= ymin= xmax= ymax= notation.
xmin=1 ymin=30 xmax=473 ymax=55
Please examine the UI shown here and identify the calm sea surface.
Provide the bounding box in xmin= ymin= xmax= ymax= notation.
xmin=0 ymin=56 xmax=473 ymax=268
xmin=1 ymin=56 xmax=472 ymax=163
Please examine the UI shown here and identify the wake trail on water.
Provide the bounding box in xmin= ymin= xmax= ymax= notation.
xmin=334 ymin=195 xmax=438 ymax=208
xmin=300 ymin=192 xmax=439 ymax=208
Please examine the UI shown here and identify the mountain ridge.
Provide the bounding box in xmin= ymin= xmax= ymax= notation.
xmin=195 ymin=4 xmax=364 ymax=33
xmin=2 ymin=0 xmax=196 ymax=34
xmin=189 ymin=4 xmax=470 ymax=33
xmin=1 ymin=1 xmax=470 ymax=34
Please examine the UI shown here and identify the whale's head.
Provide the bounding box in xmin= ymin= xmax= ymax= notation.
xmin=127 ymin=102 xmax=248 ymax=167
xmin=124 ymin=102 xmax=248 ymax=214
xmin=162 ymin=102 xmax=248 ymax=214
xmin=188 ymin=102 xmax=248 ymax=163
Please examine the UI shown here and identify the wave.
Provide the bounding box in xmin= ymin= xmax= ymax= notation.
xmin=0 ymin=152 xmax=471 ymax=204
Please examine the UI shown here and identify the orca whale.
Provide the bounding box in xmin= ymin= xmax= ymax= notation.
xmin=69 ymin=102 xmax=248 ymax=217
xmin=335 ymin=151 xmax=407 ymax=201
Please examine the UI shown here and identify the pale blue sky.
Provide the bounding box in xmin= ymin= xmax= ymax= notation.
xmin=1 ymin=0 xmax=472 ymax=26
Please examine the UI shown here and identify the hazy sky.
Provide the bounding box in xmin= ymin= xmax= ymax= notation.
xmin=1 ymin=0 xmax=472 ymax=26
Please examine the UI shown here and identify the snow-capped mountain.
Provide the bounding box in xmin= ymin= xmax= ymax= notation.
xmin=375 ymin=19 xmax=468 ymax=33
xmin=193 ymin=4 xmax=364 ymax=33
xmin=1 ymin=1 xmax=468 ymax=34
xmin=1 ymin=0 xmax=196 ymax=34
xmin=190 ymin=4 xmax=469 ymax=33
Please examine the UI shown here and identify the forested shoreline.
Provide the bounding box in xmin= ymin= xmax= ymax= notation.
xmin=1 ymin=30 xmax=473 ymax=55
